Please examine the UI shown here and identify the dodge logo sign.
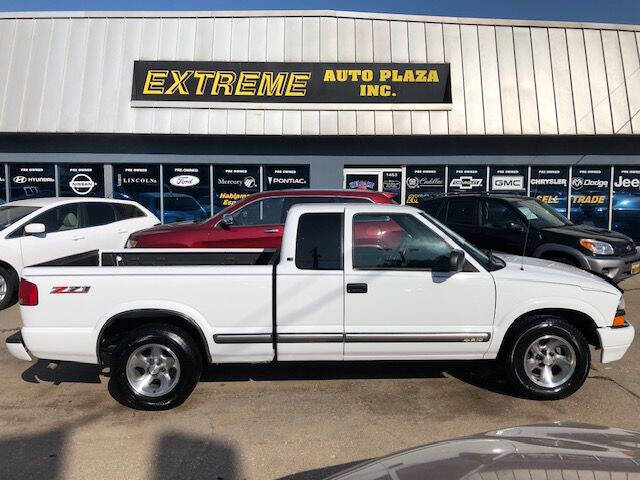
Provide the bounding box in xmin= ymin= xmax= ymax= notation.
xmin=572 ymin=177 xmax=585 ymax=190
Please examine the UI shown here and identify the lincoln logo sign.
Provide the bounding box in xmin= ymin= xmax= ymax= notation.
xmin=131 ymin=61 xmax=451 ymax=109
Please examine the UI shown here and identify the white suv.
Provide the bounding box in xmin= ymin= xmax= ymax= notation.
xmin=0 ymin=197 xmax=158 ymax=309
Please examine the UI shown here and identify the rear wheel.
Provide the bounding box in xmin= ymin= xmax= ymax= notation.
xmin=504 ymin=316 xmax=590 ymax=400
xmin=0 ymin=266 xmax=18 ymax=310
xmin=111 ymin=324 xmax=202 ymax=410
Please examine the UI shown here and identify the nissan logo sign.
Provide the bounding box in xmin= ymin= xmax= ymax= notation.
xmin=69 ymin=174 xmax=96 ymax=195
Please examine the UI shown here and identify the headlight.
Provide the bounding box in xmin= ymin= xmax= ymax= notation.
xmin=579 ymin=238 xmax=614 ymax=255
xmin=618 ymin=295 xmax=625 ymax=311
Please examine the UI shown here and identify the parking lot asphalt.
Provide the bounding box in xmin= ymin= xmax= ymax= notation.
xmin=1 ymin=277 xmax=639 ymax=480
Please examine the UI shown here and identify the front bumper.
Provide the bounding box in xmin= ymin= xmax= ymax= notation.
xmin=6 ymin=331 xmax=32 ymax=361
xmin=585 ymin=247 xmax=640 ymax=282
xmin=597 ymin=323 xmax=635 ymax=363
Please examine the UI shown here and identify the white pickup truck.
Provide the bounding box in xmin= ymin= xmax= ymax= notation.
xmin=6 ymin=204 xmax=635 ymax=410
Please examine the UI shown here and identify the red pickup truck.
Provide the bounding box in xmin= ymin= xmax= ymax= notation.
xmin=126 ymin=189 xmax=396 ymax=249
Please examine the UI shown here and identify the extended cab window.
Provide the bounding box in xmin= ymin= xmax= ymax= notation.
xmin=446 ymin=198 xmax=478 ymax=225
xmin=231 ymin=198 xmax=284 ymax=226
xmin=353 ymin=213 xmax=453 ymax=270
xmin=295 ymin=213 xmax=343 ymax=270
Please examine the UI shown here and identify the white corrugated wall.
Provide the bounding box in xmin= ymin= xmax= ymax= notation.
xmin=0 ymin=10 xmax=638 ymax=136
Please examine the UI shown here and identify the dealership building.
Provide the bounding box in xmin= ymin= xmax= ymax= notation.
xmin=0 ymin=10 xmax=640 ymax=237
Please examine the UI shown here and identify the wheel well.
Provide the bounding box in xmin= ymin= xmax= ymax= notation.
xmin=98 ymin=310 xmax=210 ymax=367
xmin=539 ymin=251 xmax=578 ymax=266
xmin=498 ymin=308 xmax=601 ymax=360
xmin=0 ymin=260 xmax=18 ymax=282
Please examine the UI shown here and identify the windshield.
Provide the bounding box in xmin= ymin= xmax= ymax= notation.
xmin=0 ymin=205 xmax=39 ymax=230
xmin=513 ymin=198 xmax=571 ymax=229
xmin=420 ymin=212 xmax=504 ymax=271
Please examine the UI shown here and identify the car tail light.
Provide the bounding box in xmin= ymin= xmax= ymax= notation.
xmin=19 ymin=279 xmax=38 ymax=306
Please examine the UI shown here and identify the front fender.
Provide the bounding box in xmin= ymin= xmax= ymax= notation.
xmin=485 ymin=294 xmax=612 ymax=358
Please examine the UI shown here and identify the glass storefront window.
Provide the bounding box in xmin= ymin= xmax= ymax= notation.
xmin=447 ymin=166 xmax=487 ymax=193
xmin=58 ymin=164 xmax=104 ymax=197
xmin=529 ymin=167 xmax=570 ymax=216
xmin=9 ymin=164 xmax=55 ymax=201
xmin=213 ymin=165 xmax=260 ymax=214
xmin=405 ymin=166 xmax=445 ymax=206
xmin=163 ymin=165 xmax=210 ymax=223
xmin=488 ymin=166 xmax=528 ymax=195
xmin=112 ymin=164 xmax=161 ymax=217
xmin=612 ymin=167 xmax=640 ymax=242
xmin=263 ymin=166 xmax=310 ymax=191
xmin=569 ymin=167 xmax=610 ymax=228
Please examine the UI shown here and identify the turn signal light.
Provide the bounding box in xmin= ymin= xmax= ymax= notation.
xmin=19 ymin=278 xmax=38 ymax=306
xmin=613 ymin=310 xmax=627 ymax=328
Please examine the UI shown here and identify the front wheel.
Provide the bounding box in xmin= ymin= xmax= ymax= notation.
xmin=111 ymin=324 xmax=202 ymax=410
xmin=504 ymin=316 xmax=590 ymax=400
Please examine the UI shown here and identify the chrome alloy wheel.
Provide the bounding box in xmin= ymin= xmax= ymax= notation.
xmin=126 ymin=344 xmax=181 ymax=397
xmin=0 ymin=275 xmax=7 ymax=303
xmin=524 ymin=335 xmax=576 ymax=388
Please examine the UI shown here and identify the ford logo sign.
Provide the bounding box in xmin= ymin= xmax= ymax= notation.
xmin=169 ymin=175 xmax=200 ymax=187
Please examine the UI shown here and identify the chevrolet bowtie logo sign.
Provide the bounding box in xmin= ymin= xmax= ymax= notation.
xmin=131 ymin=61 xmax=452 ymax=110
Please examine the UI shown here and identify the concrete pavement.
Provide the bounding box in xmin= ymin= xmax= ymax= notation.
xmin=0 ymin=277 xmax=639 ymax=479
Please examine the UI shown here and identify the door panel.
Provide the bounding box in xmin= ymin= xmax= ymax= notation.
xmin=344 ymin=209 xmax=495 ymax=360
xmin=276 ymin=211 xmax=344 ymax=361
xmin=480 ymin=199 xmax=527 ymax=254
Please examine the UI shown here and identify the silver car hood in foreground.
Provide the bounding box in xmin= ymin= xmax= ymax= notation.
xmin=327 ymin=423 xmax=640 ymax=480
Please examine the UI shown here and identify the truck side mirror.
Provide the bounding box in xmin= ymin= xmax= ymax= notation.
xmin=507 ymin=221 xmax=526 ymax=232
xmin=24 ymin=223 xmax=45 ymax=235
xmin=449 ymin=250 xmax=465 ymax=272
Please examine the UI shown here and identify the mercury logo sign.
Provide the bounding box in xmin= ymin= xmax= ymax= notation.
xmin=169 ymin=174 xmax=200 ymax=187
xmin=243 ymin=176 xmax=257 ymax=188
xmin=450 ymin=176 xmax=482 ymax=190
xmin=69 ymin=174 xmax=96 ymax=195
xmin=492 ymin=175 xmax=524 ymax=190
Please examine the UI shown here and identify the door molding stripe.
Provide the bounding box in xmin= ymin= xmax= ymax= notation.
xmin=215 ymin=332 xmax=490 ymax=343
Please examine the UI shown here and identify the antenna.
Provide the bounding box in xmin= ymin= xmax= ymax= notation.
xmin=520 ymin=167 xmax=538 ymax=271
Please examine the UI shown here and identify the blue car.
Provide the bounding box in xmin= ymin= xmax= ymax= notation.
xmin=136 ymin=192 xmax=207 ymax=223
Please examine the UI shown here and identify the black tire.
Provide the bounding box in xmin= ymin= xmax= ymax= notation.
xmin=0 ymin=265 xmax=18 ymax=311
xmin=504 ymin=316 xmax=590 ymax=400
xmin=111 ymin=323 xmax=202 ymax=410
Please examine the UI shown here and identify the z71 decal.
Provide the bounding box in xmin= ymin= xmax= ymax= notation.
xmin=50 ymin=286 xmax=91 ymax=294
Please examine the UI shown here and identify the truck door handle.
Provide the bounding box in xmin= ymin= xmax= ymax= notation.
xmin=263 ymin=229 xmax=280 ymax=233
xmin=72 ymin=236 xmax=85 ymax=241
xmin=347 ymin=283 xmax=368 ymax=294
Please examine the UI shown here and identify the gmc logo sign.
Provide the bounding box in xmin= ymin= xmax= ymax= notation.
xmin=492 ymin=175 xmax=525 ymax=191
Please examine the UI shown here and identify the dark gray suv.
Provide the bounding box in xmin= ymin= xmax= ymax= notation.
xmin=420 ymin=193 xmax=640 ymax=283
